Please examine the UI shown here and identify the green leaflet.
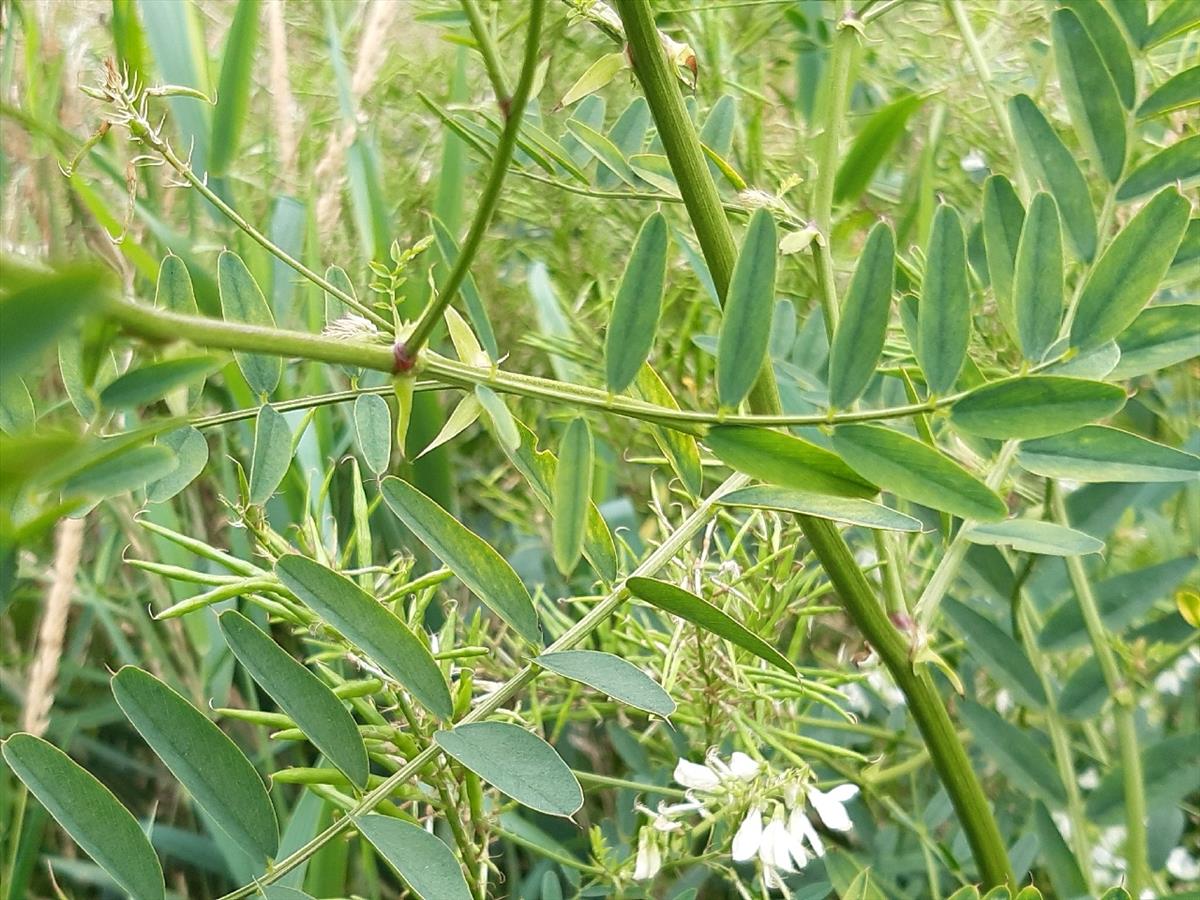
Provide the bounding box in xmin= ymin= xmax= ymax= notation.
xmin=599 ymin=97 xmax=651 ymax=189
xmin=625 ymin=576 xmax=795 ymax=675
xmin=355 ymin=815 xmax=472 ymax=900
xmin=916 ymin=205 xmax=969 ymax=395
xmin=1039 ymin=557 xmax=1197 ymax=651
xmin=276 ymin=554 xmax=452 ymax=717
xmin=831 ymin=424 xmax=1006 ymax=521
xmin=1109 ymin=0 xmax=1147 ymax=44
xmin=218 ymin=610 xmax=369 ymax=788
xmin=942 ymin=599 xmax=1045 ymax=708
xmin=218 ymin=250 xmax=281 ymax=396
xmin=552 ymin=417 xmax=594 ymax=575
xmin=1033 ymin=802 xmax=1089 ymax=899
xmin=949 ymin=376 xmax=1126 ymax=440
xmin=565 ymin=119 xmax=638 ymax=188
xmin=1058 ymin=656 xmax=1107 ymax=720
xmin=962 ymin=519 xmax=1103 ymax=556
xmin=147 ymin=426 xmax=209 ymax=503
xmin=1085 ymin=733 xmax=1200 ymax=824
xmin=379 ymin=478 xmax=541 ymax=644
xmin=1052 ymin=8 xmax=1126 ymax=183
xmin=0 ymin=264 xmax=108 ymax=384
xmin=154 ymin=253 xmax=198 ymax=315
xmin=1017 ymin=425 xmax=1200 ymax=482
xmin=1069 ymin=187 xmax=1190 ymax=350
xmin=833 ymin=92 xmax=927 ymax=205
xmin=99 ymin=356 xmax=220 ymax=409
xmin=1008 ymin=94 xmax=1097 ymax=261
xmin=981 ymin=175 xmax=1025 ymax=340
xmin=208 ymin=0 xmax=260 ymax=176
xmin=634 ymin=364 xmax=703 ymax=496
xmin=827 ymin=222 xmax=895 ymax=408
xmin=111 ymin=666 xmax=279 ymax=862
xmin=65 ymin=445 xmax=177 ymax=499
xmin=434 ymin=723 xmax=583 ymax=817
xmin=716 ymin=208 xmax=777 ymax=408
xmin=958 ymin=699 xmax=1067 ymax=806
xmin=1115 ymin=134 xmax=1200 ymax=202
xmin=1012 ymin=193 xmax=1064 ymax=362
xmin=2 ymin=733 xmax=166 ymax=900
xmin=417 ymin=392 xmax=482 ymax=459
xmin=1137 ymin=65 xmax=1200 ymax=119
xmin=719 ymin=485 xmax=922 ymax=533
xmin=559 ymin=51 xmax=628 ymax=109
xmin=605 ymin=212 xmax=669 ymax=393
xmin=0 ymin=377 xmax=34 ymax=435
xmin=535 ymin=650 xmax=675 ymax=717
xmin=705 ymin=425 xmax=877 ymax=500
xmin=353 ymin=393 xmax=392 ymax=475
xmin=1143 ymin=0 xmax=1200 ymax=48
xmin=249 ymin=404 xmax=292 ymax=505
xmin=1058 ymin=0 xmax=1135 ymax=108
xmin=1111 ymin=303 xmax=1200 ymax=378
xmin=501 ymin=418 xmax=617 ymax=582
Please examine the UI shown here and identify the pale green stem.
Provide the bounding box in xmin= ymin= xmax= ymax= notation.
xmin=215 ymin=473 xmax=750 ymax=898
xmin=1050 ymin=486 xmax=1148 ymax=896
xmin=404 ymin=0 xmax=545 ymax=357
xmin=462 ymin=0 xmax=512 ymax=104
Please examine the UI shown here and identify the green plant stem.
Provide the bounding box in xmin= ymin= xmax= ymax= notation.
xmin=1050 ymin=485 xmax=1148 ymax=896
xmin=215 ymin=473 xmax=749 ymax=898
xmin=404 ymin=0 xmax=545 ymax=357
xmin=946 ymin=0 xmax=1017 ymax=158
xmin=462 ymin=0 xmax=512 ymax=104
xmin=618 ymin=0 xmax=1012 ymax=887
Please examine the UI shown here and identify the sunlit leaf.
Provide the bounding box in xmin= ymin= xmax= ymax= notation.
xmin=706 ymin=425 xmax=877 ymax=500
xmin=1017 ymin=426 xmax=1200 ymax=483
xmin=535 ymin=650 xmax=675 ymax=717
xmin=1137 ymin=65 xmax=1200 ymax=119
xmin=949 ymin=376 xmax=1125 ymax=440
xmin=719 ymin=484 xmax=921 ymax=532
xmin=962 ymin=519 xmax=1103 ymax=556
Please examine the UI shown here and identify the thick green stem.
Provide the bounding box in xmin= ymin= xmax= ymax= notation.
xmin=462 ymin=0 xmax=512 ymax=104
xmin=617 ymin=0 xmax=1012 ymax=887
xmin=1050 ymin=486 xmax=1148 ymax=895
xmin=404 ymin=0 xmax=545 ymax=356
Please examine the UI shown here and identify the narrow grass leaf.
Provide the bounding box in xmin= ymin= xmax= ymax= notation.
xmin=354 ymin=393 xmax=392 ymax=475
xmin=1137 ymin=65 xmax=1200 ymax=119
xmin=962 ymin=519 xmax=1103 ymax=556
xmin=1115 ymin=134 xmax=1200 ymax=202
xmin=720 ymin=485 xmax=922 ymax=532
xmin=828 ymin=222 xmax=895 ymax=408
xmin=435 ymin=723 xmax=583 ymax=817
xmin=218 ymin=610 xmax=368 ymax=788
xmin=535 ymin=650 xmax=675 ymax=717
xmin=717 ymin=208 xmax=777 ymax=408
xmin=1052 ymin=8 xmax=1126 ymax=182
xmin=1112 ymin=303 xmax=1200 ymax=378
xmin=2 ymin=733 xmax=165 ymax=900
xmin=1008 ymin=94 xmax=1097 ymax=261
xmin=1039 ymin=558 xmax=1197 ymax=651
xmin=917 ymin=205 xmax=969 ymax=395
xmin=950 ymin=376 xmax=1125 ymax=440
xmin=380 ymin=478 xmax=541 ymax=644
xmin=1070 ymin=187 xmax=1190 ymax=350
xmin=249 ymin=404 xmax=292 ymax=505
xmin=275 ymin=554 xmax=453 ymax=717
xmin=833 ymin=93 xmax=926 ymax=205
xmin=218 ymin=250 xmax=280 ymax=396
xmin=634 ymin=364 xmax=703 ymax=496
xmin=943 ymin=599 xmax=1046 ymax=708
xmin=831 ymin=424 xmax=1007 ymax=521
xmin=1012 ymin=193 xmax=1064 ymax=362
xmin=958 ymin=699 xmax=1067 ymax=806
xmin=111 ymin=666 xmax=279 ymax=862
xmin=100 ymin=356 xmax=220 ymax=409
xmin=418 ymin=393 xmax=482 ymax=459
xmin=552 ymin=417 xmax=593 ymax=575
xmin=1143 ymin=0 xmax=1200 ymax=48
xmin=1059 ymin=0 xmax=1135 ymax=108
xmin=626 ymin=577 xmax=795 ymax=675
xmin=559 ymin=52 xmax=627 ymax=108
xmin=355 ymin=815 xmax=472 ymax=900
xmin=209 ymin=0 xmax=260 ymax=176
xmin=706 ymin=425 xmax=877 ymax=499
xmin=1017 ymin=425 xmax=1200 ymax=483
xmin=147 ymin=427 xmax=209 ymax=503
xmin=981 ymin=175 xmax=1025 ymax=339
xmin=605 ymin=212 xmax=669 ymax=393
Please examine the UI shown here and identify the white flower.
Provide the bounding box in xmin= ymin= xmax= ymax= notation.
xmin=673 ymin=758 xmax=721 ymax=791
xmin=732 ymin=805 xmax=764 ymax=862
xmin=1167 ymin=846 xmax=1200 ymax=881
xmin=759 ymin=806 xmax=809 ymax=876
xmin=787 ymin=805 xmax=825 ymax=858
xmin=1077 ymin=767 xmax=1100 ymax=790
xmin=995 ymin=689 xmax=1013 ymax=716
xmin=632 ymin=829 xmax=661 ymax=881
xmin=728 ymin=751 xmax=761 ymax=781
xmin=808 ymin=784 xmax=859 ymax=832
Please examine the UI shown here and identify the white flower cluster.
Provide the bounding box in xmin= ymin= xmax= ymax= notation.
xmin=630 ymin=749 xmax=860 ymax=893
